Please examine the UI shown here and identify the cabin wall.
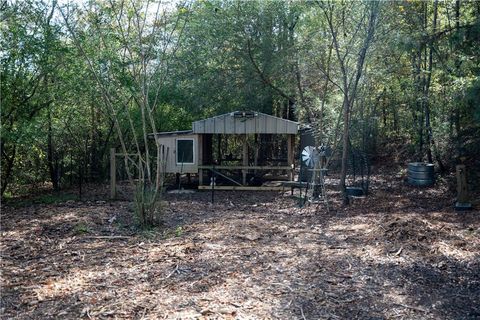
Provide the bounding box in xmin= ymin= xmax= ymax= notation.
xmin=156 ymin=134 xmax=199 ymax=174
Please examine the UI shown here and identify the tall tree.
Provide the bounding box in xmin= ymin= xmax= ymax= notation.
xmin=59 ymin=0 xmax=189 ymax=225
xmin=319 ymin=1 xmax=380 ymax=204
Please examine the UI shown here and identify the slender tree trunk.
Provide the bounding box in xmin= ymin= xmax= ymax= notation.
xmin=47 ymin=107 xmax=59 ymax=190
xmin=424 ymin=1 xmax=438 ymax=164
xmin=1 ymin=144 xmax=16 ymax=196
xmin=339 ymin=3 xmax=379 ymax=205
xmin=322 ymin=1 xmax=378 ymax=205
xmin=339 ymin=96 xmax=351 ymax=204
xmin=454 ymin=0 xmax=461 ymax=158
xmin=318 ymin=41 xmax=333 ymax=146
xmin=423 ymin=0 xmax=445 ymax=172
xmin=89 ymin=99 xmax=98 ymax=181
xmin=413 ymin=49 xmax=424 ymax=160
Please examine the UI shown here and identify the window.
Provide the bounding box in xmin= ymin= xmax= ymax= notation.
xmin=176 ymin=139 xmax=194 ymax=164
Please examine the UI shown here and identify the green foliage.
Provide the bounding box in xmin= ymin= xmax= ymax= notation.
xmin=4 ymin=192 xmax=78 ymax=207
xmin=2 ymin=0 xmax=480 ymax=198
xmin=175 ymin=226 xmax=183 ymax=237
xmin=73 ymin=222 xmax=90 ymax=235
xmin=133 ymin=184 xmax=164 ymax=228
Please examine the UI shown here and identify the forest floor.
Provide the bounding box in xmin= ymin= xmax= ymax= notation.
xmin=1 ymin=169 xmax=480 ymax=319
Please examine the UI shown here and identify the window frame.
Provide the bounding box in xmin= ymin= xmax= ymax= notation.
xmin=176 ymin=138 xmax=195 ymax=165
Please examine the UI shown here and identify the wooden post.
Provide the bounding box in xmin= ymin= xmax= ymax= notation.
xmin=287 ymin=134 xmax=295 ymax=181
xmin=156 ymin=143 xmax=168 ymax=192
xmin=198 ymin=135 xmax=203 ymax=186
xmin=254 ymin=134 xmax=259 ymax=176
xmin=455 ymin=164 xmax=472 ymax=210
xmin=456 ymin=165 xmax=469 ymax=204
xmin=110 ymin=148 xmax=116 ymax=199
xmin=217 ymin=134 xmax=222 ymax=165
xmin=242 ymin=135 xmax=248 ymax=185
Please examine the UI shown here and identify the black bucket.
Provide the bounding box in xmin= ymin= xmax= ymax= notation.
xmin=407 ymin=162 xmax=434 ymax=186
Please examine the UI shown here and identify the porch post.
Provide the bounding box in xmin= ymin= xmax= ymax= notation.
xmin=198 ymin=135 xmax=203 ymax=186
xmin=242 ymin=134 xmax=248 ymax=185
xmin=287 ymin=134 xmax=295 ymax=181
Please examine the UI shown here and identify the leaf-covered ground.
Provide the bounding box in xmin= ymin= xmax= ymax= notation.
xmin=1 ymin=173 xmax=479 ymax=319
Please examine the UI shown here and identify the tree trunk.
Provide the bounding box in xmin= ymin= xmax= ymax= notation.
xmin=323 ymin=1 xmax=379 ymax=205
xmin=47 ymin=107 xmax=59 ymax=190
xmin=318 ymin=41 xmax=333 ymax=146
xmin=1 ymin=144 xmax=16 ymax=197
xmin=413 ymin=49 xmax=424 ymax=161
xmin=424 ymin=0 xmax=438 ymax=164
xmin=339 ymin=97 xmax=351 ymax=205
xmin=454 ymin=0 xmax=461 ymax=159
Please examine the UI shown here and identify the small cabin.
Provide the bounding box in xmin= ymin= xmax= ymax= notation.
xmin=152 ymin=111 xmax=299 ymax=190
xmin=154 ymin=130 xmax=199 ymax=174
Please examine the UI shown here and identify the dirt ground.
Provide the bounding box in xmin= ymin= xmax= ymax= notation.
xmin=1 ymin=172 xmax=479 ymax=319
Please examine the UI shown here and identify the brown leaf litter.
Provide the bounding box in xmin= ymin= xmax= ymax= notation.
xmin=1 ymin=173 xmax=479 ymax=319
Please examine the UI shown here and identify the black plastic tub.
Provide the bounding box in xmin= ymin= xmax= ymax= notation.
xmin=346 ymin=187 xmax=364 ymax=196
xmin=408 ymin=162 xmax=434 ymax=186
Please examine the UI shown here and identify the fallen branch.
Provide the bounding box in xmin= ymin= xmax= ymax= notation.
xmin=85 ymin=236 xmax=131 ymax=240
xmin=300 ymin=305 xmax=306 ymax=320
xmin=394 ymin=246 xmax=403 ymax=256
xmin=165 ymin=264 xmax=179 ymax=279
xmin=394 ymin=303 xmax=427 ymax=313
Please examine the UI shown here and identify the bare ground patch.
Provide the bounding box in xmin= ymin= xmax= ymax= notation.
xmin=1 ymin=175 xmax=479 ymax=319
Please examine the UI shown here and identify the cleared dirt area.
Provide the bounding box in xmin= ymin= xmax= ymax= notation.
xmin=1 ymin=173 xmax=479 ymax=319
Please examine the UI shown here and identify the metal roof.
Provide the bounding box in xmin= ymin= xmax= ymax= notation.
xmin=151 ymin=130 xmax=193 ymax=137
xmin=192 ymin=111 xmax=298 ymax=134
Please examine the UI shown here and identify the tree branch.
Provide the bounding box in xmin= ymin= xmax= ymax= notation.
xmin=246 ymin=39 xmax=295 ymax=105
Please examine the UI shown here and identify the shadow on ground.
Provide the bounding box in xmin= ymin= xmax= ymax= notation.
xmin=1 ymin=173 xmax=479 ymax=319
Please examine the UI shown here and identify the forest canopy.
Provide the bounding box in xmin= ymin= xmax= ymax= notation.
xmin=1 ymin=0 xmax=479 ymax=198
